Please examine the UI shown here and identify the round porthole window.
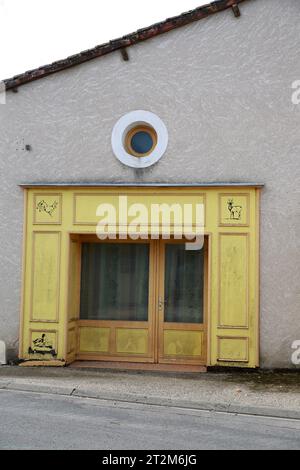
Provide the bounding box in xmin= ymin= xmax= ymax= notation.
xmin=111 ymin=110 xmax=168 ymax=168
xmin=125 ymin=126 xmax=157 ymax=157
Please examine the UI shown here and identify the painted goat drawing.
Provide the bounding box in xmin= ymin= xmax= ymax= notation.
xmin=36 ymin=200 xmax=58 ymax=217
xmin=227 ymin=199 xmax=242 ymax=220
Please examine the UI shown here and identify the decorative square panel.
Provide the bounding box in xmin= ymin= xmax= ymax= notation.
xmin=163 ymin=330 xmax=203 ymax=357
xmin=217 ymin=336 xmax=249 ymax=363
xmin=29 ymin=330 xmax=58 ymax=358
xmin=79 ymin=327 xmax=110 ymax=353
xmin=219 ymin=194 xmax=249 ymax=226
xmin=33 ymin=193 xmax=62 ymax=225
xmin=116 ymin=328 xmax=148 ymax=355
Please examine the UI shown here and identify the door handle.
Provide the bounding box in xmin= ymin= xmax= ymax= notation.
xmin=158 ymin=297 xmax=167 ymax=310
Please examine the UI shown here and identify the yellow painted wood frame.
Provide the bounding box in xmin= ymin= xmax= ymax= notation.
xmin=20 ymin=185 xmax=261 ymax=369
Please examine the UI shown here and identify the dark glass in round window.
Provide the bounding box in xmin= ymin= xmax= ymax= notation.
xmin=130 ymin=131 xmax=154 ymax=155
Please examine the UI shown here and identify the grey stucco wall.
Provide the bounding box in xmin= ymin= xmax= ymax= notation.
xmin=0 ymin=0 xmax=299 ymax=367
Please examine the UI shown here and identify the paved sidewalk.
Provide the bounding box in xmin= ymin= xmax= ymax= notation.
xmin=0 ymin=366 xmax=299 ymax=420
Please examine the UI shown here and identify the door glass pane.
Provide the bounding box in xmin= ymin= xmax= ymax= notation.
xmin=80 ymin=243 xmax=149 ymax=321
xmin=164 ymin=244 xmax=204 ymax=324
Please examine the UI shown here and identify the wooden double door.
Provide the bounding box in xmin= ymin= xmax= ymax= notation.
xmin=77 ymin=237 xmax=208 ymax=367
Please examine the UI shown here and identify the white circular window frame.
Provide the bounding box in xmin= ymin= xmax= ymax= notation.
xmin=111 ymin=110 xmax=168 ymax=168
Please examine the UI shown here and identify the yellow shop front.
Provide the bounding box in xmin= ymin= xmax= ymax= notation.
xmin=19 ymin=184 xmax=261 ymax=371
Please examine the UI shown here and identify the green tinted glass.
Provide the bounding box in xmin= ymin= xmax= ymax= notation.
xmin=164 ymin=244 xmax=204 ymax=324
xmin=80 ymin=243 xmax=149 ymax=321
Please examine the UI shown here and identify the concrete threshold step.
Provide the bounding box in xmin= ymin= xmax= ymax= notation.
xmin=68 ymin=361 xmax=207 ymax=373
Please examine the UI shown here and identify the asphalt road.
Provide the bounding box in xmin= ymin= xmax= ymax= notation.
xmin=0 ymin=389 xmax=299 ymax=450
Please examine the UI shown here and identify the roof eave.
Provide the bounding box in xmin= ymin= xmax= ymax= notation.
xmin=4 ymin=0 xmax=248 ymax=91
